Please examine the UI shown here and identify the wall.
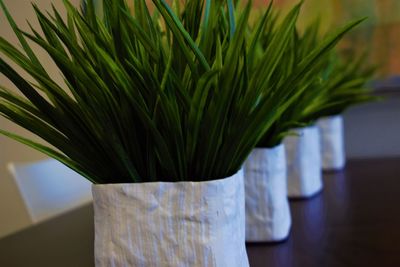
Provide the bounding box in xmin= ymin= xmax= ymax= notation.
xmin=0 ymin=0 xmax=80 ymax=238
xmin=344 ymin=95 xmax=400 ymax=158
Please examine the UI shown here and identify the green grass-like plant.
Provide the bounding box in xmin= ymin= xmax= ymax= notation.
xmin=256 ymin=17 xmax=370 ymax=148
xmin=0 ymin=0 xmax=363 ymax=183
xmin=302 ymin=50 xmax=378 ymax=120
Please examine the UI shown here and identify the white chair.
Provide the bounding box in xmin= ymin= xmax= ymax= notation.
xmin=7 ymin=159 xmax=92 ymax=224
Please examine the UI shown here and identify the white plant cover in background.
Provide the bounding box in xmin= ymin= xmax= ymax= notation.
xmin=92 ymin=170 xmax=249 ymax=267
xmin=317 ymin=115 xmax=346 ymax=171
xmin=244 ymin=145 xmax=291 ymax=242
xmin=284 ymin=126 xmax=323 ymax=198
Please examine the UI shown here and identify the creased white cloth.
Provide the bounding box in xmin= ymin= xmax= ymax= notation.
xmin=284 ymin=126 xmax=323 ymax=198
xmin=244 ymin=145 xmax=291 ymax=242
xmin=92 ymin=170 xmax=249 ymax=267
xmin=317 ymin=115 xmax=346 ymax=171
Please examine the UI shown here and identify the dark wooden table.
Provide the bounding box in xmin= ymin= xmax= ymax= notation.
xmin=1 ymin=158 xmax=399 ymax=267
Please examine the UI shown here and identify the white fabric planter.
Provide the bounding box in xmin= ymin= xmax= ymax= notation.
xmin=92 ymin=170 xmax=249 ymax=267
xmin=244 ymin=144 xmax=291 ymax=242
xmin=317 ymin=115 xmax=346 ymax=171
xmin=284 ymin=126 xmax=323 ymax=198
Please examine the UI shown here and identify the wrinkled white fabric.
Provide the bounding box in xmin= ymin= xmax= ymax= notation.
xmin=244 ymin=145 xmax=291 ymax=242
xmin=92 ymin=170 xmax=249 ymax=267
xmin=318 ymin=115 xmax=346 ymax=171
xmin=284 ymin=126 xmax=323 ymax=198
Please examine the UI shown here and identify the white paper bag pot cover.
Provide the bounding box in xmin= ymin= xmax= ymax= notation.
xmin=92 ymin=170 xmax=249 ymax=267
xmin=284 ymin=126 xmax=323 ymax=198
xmin=244 ymin=145 xmax=291 ymax=242
xmin=318 ymin=115 xmax=346 ymax=171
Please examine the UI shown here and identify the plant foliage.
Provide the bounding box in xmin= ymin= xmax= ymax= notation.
xmin=256 ymin=17 xmax=372 ymax=148
xmin=0 ymin=0 xmax=363 ymax=183
xmin=301 ymin=50 xmax=378 ymax=121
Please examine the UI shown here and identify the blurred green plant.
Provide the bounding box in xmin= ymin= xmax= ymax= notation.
xmin=302 ymin=50 xmax=378 ymax=121
xmin=256 ymin=17 xmax=374 ymax=147
xmin=0 ymin=0 xmax=362 ymax=183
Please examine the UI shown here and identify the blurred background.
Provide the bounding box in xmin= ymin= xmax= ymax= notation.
xmin=0 ymin=0 xmax=399 ymax=238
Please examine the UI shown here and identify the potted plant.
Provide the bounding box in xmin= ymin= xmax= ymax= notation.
xmin=281 ymin=20 xmax=375 ymax=198
xmin=241 ymin=4 xmax=364 ymax=240
xmin=316 ymin=51 xmax=377 ymax=171
xmin=0 ymin=0 xmax=350 ymax=265
xmin=243 ymin=3 xmax=297 ymax=243
xmin=279 ymin=21 xmax=336 ymax=199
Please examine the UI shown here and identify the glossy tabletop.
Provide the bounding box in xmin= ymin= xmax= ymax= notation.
xmin=0 ymin=158 xmax=399 ymax=267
